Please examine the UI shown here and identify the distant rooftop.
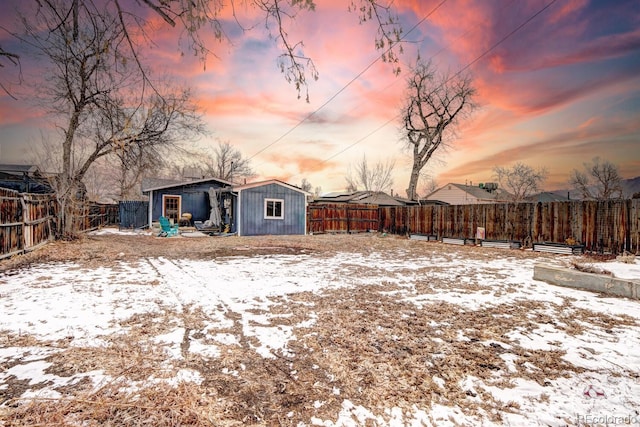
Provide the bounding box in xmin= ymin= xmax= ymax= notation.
xmin=0 ymin=164 xmax=41 ymax=175
xmin=315 ymin=190 xmax=417 ymax=206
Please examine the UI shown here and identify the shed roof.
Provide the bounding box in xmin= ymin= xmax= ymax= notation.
xmin=233 ymin=179 xmax=310 ymax=195
xmin=142 ymin=176 xmax=233 ymax=192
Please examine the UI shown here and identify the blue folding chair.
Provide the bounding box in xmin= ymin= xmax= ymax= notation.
xmin=158 ymin=216 xmax=179 ymax=237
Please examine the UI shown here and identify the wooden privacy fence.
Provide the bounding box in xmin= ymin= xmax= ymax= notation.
xmin=0 ymin=188 xmax=57 ymax=260
xmin=70 ymin=201 xmax=119 ymax=232
xmin=0 ymin=187 xmax=119 ymax=259
xmin=379 ymin=199 xmax=640 ymax=254
xmin=307 ymin=203 xmax=379 ymax=234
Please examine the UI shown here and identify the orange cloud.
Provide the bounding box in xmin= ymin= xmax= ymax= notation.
xmin=435 ymin=116 xmax=640 ymax=188
xmin=265 ymin=152 xmax=337 ymax=174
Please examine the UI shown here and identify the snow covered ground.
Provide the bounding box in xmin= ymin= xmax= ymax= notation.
xmin=1 ymin=231 xmax=639 ymax=426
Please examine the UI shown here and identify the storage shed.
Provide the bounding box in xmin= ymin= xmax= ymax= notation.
xmin=234 ymin=180 xmax=309 ymax=236
xmin=142 ymin=177 xmax=234 ymax=228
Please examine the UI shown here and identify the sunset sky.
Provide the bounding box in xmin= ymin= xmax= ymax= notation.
xmin=0 ymin=0 xmax=638 ymax=196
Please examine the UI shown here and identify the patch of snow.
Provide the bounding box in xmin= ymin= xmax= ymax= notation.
xmin=2 ymin=245 xmax=640 ymax=425
xmin=591 ymin=259 xmax=640 ymax=280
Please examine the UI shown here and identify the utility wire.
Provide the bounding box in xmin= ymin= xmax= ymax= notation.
xmin=247 ymin=0 xmax=449 ymax=162
xmin=309 ymin=0 xmax=559 ymax=170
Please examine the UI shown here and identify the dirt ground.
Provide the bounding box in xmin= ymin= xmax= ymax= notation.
xmin=0 ymin=231 xmax=573 ymax=272
xmin=0 ymin=232 xmax=638 ymax=426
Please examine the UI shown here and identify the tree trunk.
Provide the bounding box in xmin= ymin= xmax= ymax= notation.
xmin=407 ymin=163 xmax=421 ymax=201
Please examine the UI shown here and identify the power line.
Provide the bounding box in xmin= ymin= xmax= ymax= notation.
xmin=247 ymin=0 xmax=449 ymax=162
xmin=309 ymin=0 xmax=560 ymax=172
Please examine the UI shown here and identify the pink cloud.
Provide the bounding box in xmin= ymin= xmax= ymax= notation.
xmin=548 ymin=0 xmax=588 ymax=24
xmin=533 ymin=29 xmax=640 ymax=70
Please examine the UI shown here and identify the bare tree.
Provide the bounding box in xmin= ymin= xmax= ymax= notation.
xmin=418 ymin=173 xmax=439 ymax=197
xmin=82 ymin=158 xmax=116 ymax=202
xmin=402 ymin=60 xmax=476 ymax=200
xmin=111 ymin=144 xmax=166 ymax=200
xmin=493 ymin=162 xmax=548 ymax=202
xmin=299 ymin=178 xmax=313 ymax=193
xmin=20 ymin=0 xmax=205 ymax=236
xmin=345 ymin=154 xmax=394 ymax=193
xmin=24 ymin=0 xmax=403 ymax=102
xmin=569 ymin=157 xmax=623 ymax=200
xmin=202 ymin=140 xmax=254 ymax=183
xmin=0 ymin=47 xmax=18 ymax=66
xmin=162 ymin=162 xmax=203 ymax=181
xmin=0 ymin=46 xmax=20 ymax=99
xmin=348 ymin=0 xmax=403 ymax=76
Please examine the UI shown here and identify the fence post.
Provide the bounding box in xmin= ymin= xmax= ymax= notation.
xmin=20 ymin=193 xmax=29 ymax=251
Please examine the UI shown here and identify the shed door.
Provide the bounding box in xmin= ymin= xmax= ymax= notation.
xmin=162 ymin=195 xmax=181 ymax=223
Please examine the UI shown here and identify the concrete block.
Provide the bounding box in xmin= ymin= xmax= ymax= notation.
xmin=533 ymin=264 xmax=639 ymax=299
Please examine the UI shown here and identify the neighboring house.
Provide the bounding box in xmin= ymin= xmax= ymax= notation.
xmin=0 ymin=164 xmax=54 ymax=194
xmin=234 ymin=180 xmax=309 ymax=236
xmin=424 ymin=183 xmax=510 ymax=205
xmin=142 ymin=177 xmax=234 ymax=227
xmin=314 ymin=190 xmax=418 ymax=206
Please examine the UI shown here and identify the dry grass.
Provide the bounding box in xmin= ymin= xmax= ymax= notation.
xmin=1 ymin=232 xmax=637 ymax=426
xmin=570 ymin=261 xmax=613 ymax=276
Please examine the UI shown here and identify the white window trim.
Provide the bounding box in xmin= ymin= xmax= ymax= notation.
xmin=264 ymin=198 xmax=284 ymax=220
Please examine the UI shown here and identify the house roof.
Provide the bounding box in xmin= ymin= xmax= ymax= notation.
xmin=0 ymin=164 xmax=41 ymax=175
xmin=526 ymin=191 xmax=570 ymax=203
xmin=233 ymin=179 xmax=311 ymax=195
xmin=427 ymin=183 xmax=511 ymax=201
xmin=0 ymin=168 xmax=53 ymax=194
xmin=142 ymin=176 xmax=234 ymax=192
xmin=315 ymin=190 xmax=415 ymax=206
xmin=417 ymin=199 xmax=449 ymax=206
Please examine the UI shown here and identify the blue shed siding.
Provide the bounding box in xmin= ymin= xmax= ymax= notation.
xmin=239 ymin=183 xmax=306 ymax=236
xmin=149 ymin=181 xmax=227 ymax=223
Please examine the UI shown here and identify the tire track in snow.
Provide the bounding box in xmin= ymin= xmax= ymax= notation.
xmin=144 ymin=257 xmax=256 ymax=358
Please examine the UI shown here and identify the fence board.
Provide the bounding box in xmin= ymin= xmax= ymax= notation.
xmin=631 ymin=199 xmax=640 ymax=253
xmin=22 ymin=193 xmax=56 ymax=251
xmin=308 ymin=203 xmax=379 ymax=233
xmin=0 ymin=188 xmax=119 ymax=259
xmin=379 ymin=199 xmax=640 ymax=255
xmin=0 ymin=188 xmax=24 ymax=259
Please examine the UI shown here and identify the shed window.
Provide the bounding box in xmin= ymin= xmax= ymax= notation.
xmin=264 ymin=198 xmax=284 ymax=219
